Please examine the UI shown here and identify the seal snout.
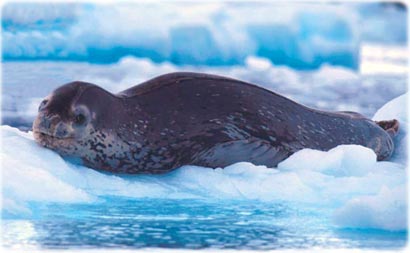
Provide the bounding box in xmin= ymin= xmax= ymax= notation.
xmin=54 ymin=121 xmax=71 ymax=138
xmin=38 ymin=114 xmax=53 ymax=132
xmin=33 ymin=113 xmax=72 ymax=139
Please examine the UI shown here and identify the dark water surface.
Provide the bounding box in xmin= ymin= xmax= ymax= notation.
xmin=2 ymin=198 xmax=407 ymax=250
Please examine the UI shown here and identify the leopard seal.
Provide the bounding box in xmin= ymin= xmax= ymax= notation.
xmin=33 ymin=72 xmax=399 ymax=174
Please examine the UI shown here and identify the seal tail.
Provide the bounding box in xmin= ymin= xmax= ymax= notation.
xmin=375 ymin=119 xmax=399 ymax=138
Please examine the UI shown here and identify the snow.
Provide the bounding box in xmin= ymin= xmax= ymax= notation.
xmin=1 ymin=94 xmax=407 ymax=231
xmin=2 ymin=2 xmax=407 ymax=69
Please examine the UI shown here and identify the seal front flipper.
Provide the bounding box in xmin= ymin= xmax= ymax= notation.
xmin=191 ymin=139 xmax=290 ymax=168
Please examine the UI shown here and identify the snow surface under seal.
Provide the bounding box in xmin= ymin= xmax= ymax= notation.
xmin=1 ymin=93 xmax=407 ymax=231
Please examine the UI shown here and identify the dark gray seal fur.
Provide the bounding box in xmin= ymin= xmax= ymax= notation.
xmin=33 ymin=72 xmax=399 ymax=174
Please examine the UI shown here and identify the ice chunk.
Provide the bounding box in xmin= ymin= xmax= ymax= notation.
xmin=278 ymin=145 xmax=377 ymax=177
xmin=334 ymin=186 xmax=407 ymax=231
xmin=1 ymin=127 xmax=92 ymax=204
xmin=1 ymin=120 xmax=407 ymax=231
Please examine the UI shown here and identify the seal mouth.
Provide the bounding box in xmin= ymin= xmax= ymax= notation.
xmin=33 ymin=131 xmax=75 ymax=149
xmin=34 ymin=130 xmax=72 ymax=140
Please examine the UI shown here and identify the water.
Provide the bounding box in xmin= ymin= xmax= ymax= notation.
xmin=2 ymin=197 xmax=406 ymax=250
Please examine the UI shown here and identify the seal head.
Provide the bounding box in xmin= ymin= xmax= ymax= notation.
xmin=33 ymin=81 xmax=121 ymax=162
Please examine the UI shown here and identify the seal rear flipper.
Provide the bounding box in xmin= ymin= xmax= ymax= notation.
xmin=191 ymin=139 xmax=290 ymax=168
xmin=375 ymin=119 xmax=399 ymax=137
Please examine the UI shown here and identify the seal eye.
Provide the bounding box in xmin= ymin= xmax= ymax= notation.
xmin=38 ymin=99 xmax=48 ymax=112
xmin=74 ymin=113 xmax=86 ymax=125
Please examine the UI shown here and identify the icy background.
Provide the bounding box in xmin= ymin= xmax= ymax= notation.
xmin=1 ymin=1 xmax=408 ymax=250
xmin=2 ymin=2 xmax=407 ymax=68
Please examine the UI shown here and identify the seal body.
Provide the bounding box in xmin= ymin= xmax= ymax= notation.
xmin=33 ymin=72 xmax=398 ymax=174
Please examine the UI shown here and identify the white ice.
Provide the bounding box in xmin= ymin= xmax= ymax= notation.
xmin=1 ymin=93 xmax=407 ymax=231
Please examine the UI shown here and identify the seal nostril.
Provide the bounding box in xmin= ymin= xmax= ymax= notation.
xmin=40 ymin=116 xmax=51 ymax=130
xmin=55 ymin=123 xmax=70 ymax=138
